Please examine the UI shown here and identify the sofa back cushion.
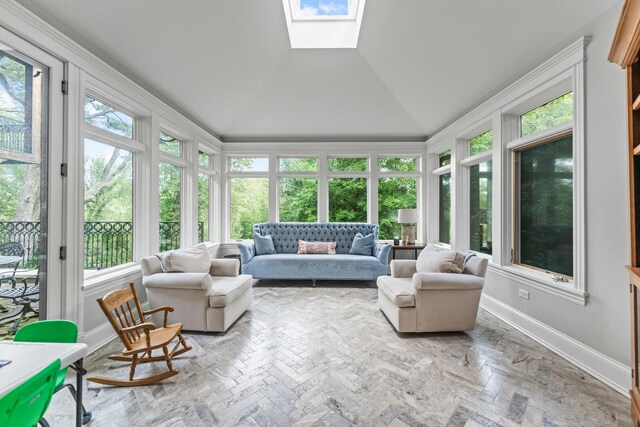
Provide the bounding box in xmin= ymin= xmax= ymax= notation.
xmin=161 ymin=244 xmax=211 ymax=273
xmin=416 ymin=246 xmax=466 ymax=274
xmin=254 ymin=233 xmax=277 ymax=255
xmin=349 ymin=233 xmax=375 ymax=256
xmin=253 ymin=222 xmax=378 ymax=254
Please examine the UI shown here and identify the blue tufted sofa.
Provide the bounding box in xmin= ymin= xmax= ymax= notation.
xmin=238 ymin=222 xmax=391 ymax=283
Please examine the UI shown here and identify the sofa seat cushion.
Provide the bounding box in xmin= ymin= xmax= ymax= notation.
xmin=377 ymin=276 xmax=416 ymax=308
xmin=244 ymin=254 xmax=387 ymax=280
xmin=208 ymin=274 xmax=252 ymax=308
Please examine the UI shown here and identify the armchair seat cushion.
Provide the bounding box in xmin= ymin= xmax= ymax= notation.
xmin=377 ymin=276 xmax=416 ymax=308
xmin=208 ymin=274 xmax=253 ymax=308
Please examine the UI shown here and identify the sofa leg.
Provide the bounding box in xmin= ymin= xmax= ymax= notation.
xmin=312 ymin=279 xmax=316 ymax=287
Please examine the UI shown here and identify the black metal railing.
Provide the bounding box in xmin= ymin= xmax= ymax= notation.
xmin=0 ymin=124 xmax=30 ymax=154
xmin=0 ymin=220 xmax=205 ymax=270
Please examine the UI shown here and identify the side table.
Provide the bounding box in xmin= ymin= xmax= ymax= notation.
xmin=391 ymin=243 xmax=426 ymax=260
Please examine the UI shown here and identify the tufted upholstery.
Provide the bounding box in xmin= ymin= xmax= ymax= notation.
xmin=239 ymin=222 xmax=391 ymax=282
xmin=253 ymin=222 xmax=378 ymax=255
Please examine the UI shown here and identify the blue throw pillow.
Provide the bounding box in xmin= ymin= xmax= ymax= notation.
xmin=349 ymin=232 xmax=375 ymax=256
xmin=254 ymin=233 xmax=276 ymax=255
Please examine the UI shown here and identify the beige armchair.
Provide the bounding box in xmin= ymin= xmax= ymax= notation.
xmin=141 ymin=254 xmax=253 ymax=332
xmin=377 ymin=256 xmax=488 ymax=333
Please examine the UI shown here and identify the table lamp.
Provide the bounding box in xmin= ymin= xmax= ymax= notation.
xmin=397 ymin=208 xmax=419 ymax=245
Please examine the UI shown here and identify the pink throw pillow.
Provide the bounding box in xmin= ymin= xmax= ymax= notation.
xmin=297 ymin=240 xmax=337 ymax=255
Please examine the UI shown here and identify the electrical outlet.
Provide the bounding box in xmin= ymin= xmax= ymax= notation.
xmin=519 ymin=289 xmax=529 ymax=300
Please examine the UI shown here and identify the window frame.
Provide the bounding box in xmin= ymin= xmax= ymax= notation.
xmin=197 ymin=147 xmax=217 ymax=243
xmin=431 ymin=149 xmax=453 ymax=247
xmin=81 ymin=87 xmax=145 ymax=280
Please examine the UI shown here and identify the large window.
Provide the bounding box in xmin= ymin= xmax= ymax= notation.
xmin=466 ymin=131 xmax=493 ymax=255
xmin=436 ymin=150 xmax=452 ymax=244
xmin=83 ymin=94 xmax=136 ymax=274
xmin=278 ymin=157 xmax=318 ymax=222
xmin=158 ymin=131 xmax=184 ymax=251
xmin=328 ymin=157 xmax=368 ymax=222
xmin=228 ymin=157 xmax=269 ymax=239
xmin=515 ymin=133 xmax=573 ymax=277
xmin=377 ymin=157 xmax=419 ymax=240
xmin=198 ymin=150 xmax=215 ymax=243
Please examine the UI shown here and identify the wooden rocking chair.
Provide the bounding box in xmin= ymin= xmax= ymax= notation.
xmin=87 ymin=282 xmax=192 ymax=387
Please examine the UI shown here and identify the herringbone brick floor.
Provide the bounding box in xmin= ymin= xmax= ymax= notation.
xmin=46 ymin=282 xmax=630 ymax=426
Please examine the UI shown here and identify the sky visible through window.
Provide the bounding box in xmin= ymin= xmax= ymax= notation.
xmin=300 ymin=0 xmax=348 ymax=16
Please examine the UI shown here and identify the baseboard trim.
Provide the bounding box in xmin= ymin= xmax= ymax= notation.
xmin=79 ymin=301 xmax=150 ymax=354
xmin=480 ymin=294 xmax=630 ymax=397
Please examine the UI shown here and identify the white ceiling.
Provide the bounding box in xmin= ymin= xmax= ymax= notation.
xmin=17 ymin=0 xmax=620 ymax=142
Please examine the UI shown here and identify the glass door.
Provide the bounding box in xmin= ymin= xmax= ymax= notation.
xmin=0 ymin=30 xmax=63 ymax=337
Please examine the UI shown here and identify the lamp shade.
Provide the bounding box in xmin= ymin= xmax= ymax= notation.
xmin=397 ymin=208 xmax=419 ymax=224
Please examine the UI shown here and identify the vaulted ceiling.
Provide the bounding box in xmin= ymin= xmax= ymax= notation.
xmin=17 ymin=0 xmax=619 ymax=141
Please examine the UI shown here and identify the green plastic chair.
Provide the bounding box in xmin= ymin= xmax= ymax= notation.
xmin=14 ymin=320 xmax=92 ymax=424
xmin=0 ymin=358 xmax=60 ymax=427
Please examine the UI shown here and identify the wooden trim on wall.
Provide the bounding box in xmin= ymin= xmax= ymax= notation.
xmin=610 ymin=0 xmax=640 ymax=68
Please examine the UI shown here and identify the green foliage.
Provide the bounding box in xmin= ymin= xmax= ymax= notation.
xmin=469 ymin=130 xmax=492 ymax=156
xmin=378 ymin=157 xmax=417 ymax=172
xmin=279 ymin=178 xmax=317 ymax=222
xmin=230 ymin=177 xmax=268 ymax=239
xmin=84 ymin=97 xmax=133 ymax=139
xmin=280 ymin=157 xmax=317 ymax=172
xmin=378 ymin=177 xmax=417 ymax=239
xmin=329 ymin=178 xmax=367 ymax=222
xmin=198 ymin=174 xmax=210 ymax=242
xmin=439 ymin=173 xmax=451 ymax=243
xmin=159 ymin=132 xmax=182 ymax=156
xmin=230 ymin=157 xmax=268 ymax=172
xmin=469 ymin=161 xmax=492 ymax=254
xmin=439 ymin=150 xmax=451 ymax=167
xmin=198 ymin=151 xmax=210 ymax=167
xmin=521 ymin=92 xmax=573 ymax=137
xmin=0 ymin=164 xmax=26 ymax=221
xmin=518 ymin=135 xmax=573 ymax=276
xmin=328 ymin=157 xmax=367 ymax=172
xmin=159 ymin=162 xmax=181 ymax=222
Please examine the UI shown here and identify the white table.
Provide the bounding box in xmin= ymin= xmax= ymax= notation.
xmin=0 ymin=256 xmax=21 ymax=267
xmin=0 ymin=341 xmax=89 ymax=426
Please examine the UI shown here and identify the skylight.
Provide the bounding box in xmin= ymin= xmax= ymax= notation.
xmin=299 ymin=0 xmax=349 ymax=18
xmin=282 ymin=0 xmax=366 ymax=48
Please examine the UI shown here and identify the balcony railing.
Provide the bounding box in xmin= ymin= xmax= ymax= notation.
xmin=0 ymin=221 xmax=205 ymax=270
xmin=0 ymin=124 xmax=30 ymax=154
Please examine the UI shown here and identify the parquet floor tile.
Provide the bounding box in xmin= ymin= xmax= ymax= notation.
xmin=45 ymin=282 xmax=630 ymax=426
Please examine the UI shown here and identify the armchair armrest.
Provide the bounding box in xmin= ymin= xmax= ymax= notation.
xmin=142 ymin=272 xmax=213 ymax=292
xmin=121 ymin=322 xmax=156 ymax=334
xmin=143 ymin=306 xmax=174 ymax=328
xmin=210 ymin=259 xmax=239 ymax=277
xmin=238 ymin=242 xmax=255 ymax=265
xmin=412 ymin=273 xmax=485 ymax=290
xmin=374 ymin=243 xmax=391 ymax=265
xmin=390 ymin=260 xmax=417 ymax=278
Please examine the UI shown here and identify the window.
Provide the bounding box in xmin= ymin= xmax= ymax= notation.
xmin=329 ymin=178 xmax=367 ymax=222
xmin=464 ymin=130 xmax=492 ymax=255
xmin=198 ymin=150 xmax=215 ymax=243
xmin=298 ymin=0 xmax=349 ymax=17
xmin=84 ymin=96 xmax=134 ymax=139
xmin=437 ymin=150 xmax=452 ymax=244
xmin=82 ymin=94 xmax=137 ymax=275
xmin=230 ymin=178 xmax=269 ymax=239
xmin=377 ymin=157 xmax=419 ymax=240
xmin=84 ymin=139 xmax=133 ymax=273
xmin=469 ymin=130 xmax=492 ymax=156
xmin=230 ymin=157 xmax=268 ymax=172
xmin=159 ymin=162 xmax=181 ymax=251
xmin=515 ymin=133 xmax=573 ymax=277
xmin=378 ymin=157 xmax=418 ymax=172
xmin=278 ymin=157 xmax=318 ymax=222
xmin=439 ymin=150 xmax=451 ymax=167
xmin=158 ymin=131 xmax=184 ymax=251
xmin=228 ymin=156 xmax=269 ymax=239
xmin=521 ymin=92 xmax=573 ymax=137
xmin=328 ymin=157 xmax=367 ymax=172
